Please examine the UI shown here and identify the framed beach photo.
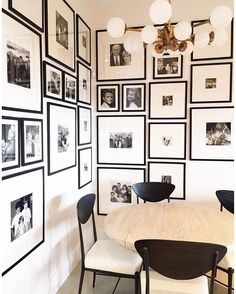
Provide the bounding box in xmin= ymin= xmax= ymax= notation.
xmin=78 ymin=147 xmax=92 ymax=189
xmin=122 ymin=83 xmax=146 ymax=112
xmin=63 ymin=72 xmax=77 ymax=104
xmin=78 ymin=106 xmax=91 ymax=146
xmin=97 ymin=84 xmax=120 ymax=112
xmin=77 ymin=61 xmax=91 ymax=105
xmin=43 ymin=61 xmax=63 ymax=100
xmin=153 ymin=53 xmax=183 ymax=79
xmin=76 ymin=14 xmax=91 ymax=65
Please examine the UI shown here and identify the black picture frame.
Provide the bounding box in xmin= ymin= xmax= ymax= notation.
xmin=153 ymin=53 xmax=183 ymax=79
xmin=78 ymin=147 xmax=92 ymax=189
xmin=97 ymin=84 xmax=120 ymax=112
xmin=77 ymin=61 xmax=91 ymax=105
xmin=76 ymin=14 xmax=91 ymax=66
xmin=63 ymin=71 xmax=77 ymax=104
xmin=78 ymin=105 xmax=92 ymax=146
xmin=122 ymin=83 xmax=146 ymax=112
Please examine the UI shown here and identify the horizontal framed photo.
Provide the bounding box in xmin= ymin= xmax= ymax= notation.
xmin=78 ymin=106 xmax=91 ymax=145
xmin=190 ymin=63 xmax=232 ymax=103
xmin=96 ymin=29 xmax=146 ymax=81
xmin=76 ymin=14 xmax=91 ymax=65
xmin=149 ymin=123 xmax=186 ymax=159
xmin=153 ymin=54 xmax=183 ymax=79
xmin=2 ymin=167 xmax=44 ymax=276
xmin=77 ymin=61 xmax=91 ymax=105
xmin=63 ymin=72 xmax=77 ymax=104
xmin=149 ymin=81 xmax=187 ymax=119
xmin=97 ymin=84 xmax=120 ymax=112
xmin=148 ymin=162 xmax=186 ymax=200
xmin=78 ymin=147 xmax=92 ymax=189
xmin=97 ymin=115 xmax=146 ymax=165
xmin=122 ymin=83 xmax=146 ymax=112
xmin=43 ymin=61 xmax=63 ymax=100
xmin=97 ymin=167 xmax=146 ymax=215
xmin=190 ymin=107 xmax=234 ymax=161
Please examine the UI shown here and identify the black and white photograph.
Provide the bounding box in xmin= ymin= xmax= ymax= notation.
xmin=56 ymin=11 xmax=68 ymax=49
xmin=97 ymin=84 xmax=119 ymax=112
xmin=64 ymin=72 xmax=76 ymax=103
xmin=109 ymin=133 xmax=133 ymax=148
xmin=110 ymin=43 xmax=131 ymax=66
xmin=205 ymin=78 xmax=216 ymax=89
xmin=161 ymin=175 xmax=172 ymax=184
xmin=162 ymin=136 xmax=172 ymax=146
xmin=78 ymin=106 xmax=91 ymax=145
xmin=77 ymin=15 xmax=91 ymax=65
xmin=205 ymin=122 xmax=231 ymax=146
xmin=122 ymin=83 xmax=146 ymax=111
xmin=110 ymin=182 xmax=132 ymax=203
xmin=77 ymin=61 xmax=91 ymax=104
xmin=78 ymin=147 xmax=92 ymax=188
xmin=163 ymin=95 xmax=173 ymax=106
xmin=153 ymin=54 xmax=182 ymax=79
xmin=58 ymin=124 xmax=70 ymax=152
xmin=44 ymin=62 xmax=62 ymax=100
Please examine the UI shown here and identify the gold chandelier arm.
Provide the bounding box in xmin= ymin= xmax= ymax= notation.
xmin=192 ymin=19 xmax=210 ymax=28
xmin=125 ymin=27 xmax=142 ymax=33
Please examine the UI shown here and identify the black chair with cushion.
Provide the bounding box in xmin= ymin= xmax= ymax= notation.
xmin=76 ymin=193 xmax=142 ymax=294
xmin=135 ymin=239 xmax=227 ymax=294
xmin=132 ymin=182 xmax=175 ymax=203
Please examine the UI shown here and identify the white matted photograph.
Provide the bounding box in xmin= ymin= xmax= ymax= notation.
xmin=78 ymin=106 xmax=91 ymax=145
xmin=77 ymin=14 xmax=91 ymax=65
xmin=77 ymin=61 xmax=91 ymax=104
xmin=78 ymin=147 xmax=92 ymax=189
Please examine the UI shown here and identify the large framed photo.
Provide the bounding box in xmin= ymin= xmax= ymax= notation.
xmin=77 ymin=61 xmax=91 ymax=105
xmin=190 ymin=107 xmax=234 ymax=161
xmin=97 ymin=84 xmax=120 ymax=112
xmin=97 ymin=115 xmax=146 ymax=165
xmin=63 ymin=72 xmax=77 ymax=104
xmin=153 ymin=54 xmax=183 ymax=79
xmin=149 ymin=82 xmax=187 ymax=119
xmin=97 ymin=167 xmax=146 ymax=215
xmin=2 ymin=117 xmax=20 ymax=171
xmin=45 ymin=0 xmax=75 ymax=71
xmin=2 ymin=167 xmax=44 ymax=276
xmin=191 ymin=20 xmax=233 ymax=61
xmin=190 ymin=63 xmax=232 ymax=104
xmin=9 ymin=0 xmax=44 ymax=32
xmin=47 ymin=102 xmax=76 ymax=175
xmin=2 ymin=10 xmax=42 ymax=113
xmin=96 ymin=29 xmax=146 ymax=81
xmin=76 ymin=14 xmax=91 ymax=65
xmin=78 ymin=106 xmax=91 ymax=146
xmin=78 ymin=147 xmax=92 ymax=189
xmin=149 ymin=123 xmax=186 ymax=159
xmin=43 ymin=61 xmax=63 ymax=100
xmin=22 ymin=119 xmax=43 ymax=166
xmin=122 ymin=83 xmax=146 ymax=112
xmin=148 ymin=162 xmax=186 ymax=200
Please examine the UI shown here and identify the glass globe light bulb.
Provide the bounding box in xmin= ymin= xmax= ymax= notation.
xmin=210 ymin=6 xmax=233 ymax=29
xmin=141 ymin=25 xmax=157 ymax=44
xmin=132 ymin=35 xmax=144 ymax=52
xmin=194 ymin=31 xmax=210 ymax=48
xmin=180 ymin=41 xmax=194 ymax=55
xmin=106 ymin=17 xmax=126 ymax=38
xmin=149 ymin=0 xmax=172 ymax=24
xmin=211 ymin=29 xmax=228 ymax=47
xmin=174 ymin=21 xmax=192 ymax=41
xmin=124 ymin=36 xmax=134 ymax=52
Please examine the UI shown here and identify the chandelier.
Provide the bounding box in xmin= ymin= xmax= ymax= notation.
xmin=106 ymin=0 xmax=233 ymax=56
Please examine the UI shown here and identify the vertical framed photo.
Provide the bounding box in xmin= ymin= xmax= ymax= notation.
xmin=77 ymin=61 xmax=91 ymax=105
xmin=97 ymin=167 xmax=146 ymax=215
xmin=190 ymin=107 xmax=234 ymax=161
xmin=22 ymin=119 xmax=43 ymax=166
xmin=78 ymin=106 xmax=91 ymax=146
xmin=153 ymin=54 xmax=183 ymax=79
xmin=43 ymin=61 xmax=63 ymax=100
xmin=122 ymin=83 xmax=146 ymax=112
xmin=97 ymin=84 xmax=120 ymax=112
xmin=76 ymin=14 xmax=91 ymax=65
xmin=149 ymin=82 xmax=187 ymax=119
xmin=149 ymin=123 xmax=186 ymax=159
xmin=2 ymin=10 xmax=42 ymax=113
xmin=2 ymin=117 xmax=20 ymax=171
xmin=148 ymin=162 xmax=186 ymax=200
xmin=78 ymin=147 xmax=92 ymax=189
xmin=45 ymin=0 xmax=75 ymax=71
xmin=47 ymin=102 xmax=76 ymax=175
xmin=190 ymin=63 xmax=232 ymax=103
xmin=2 ymin=167 xmax=44 ymax=276
xmin=63 ymin=72 xmax=77 ymax=104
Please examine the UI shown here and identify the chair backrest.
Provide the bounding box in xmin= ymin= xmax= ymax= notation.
xmin=132 ymin=182 xmax=175 ymax=203
xmin=216 ymin=190 xmax=234 ymax=214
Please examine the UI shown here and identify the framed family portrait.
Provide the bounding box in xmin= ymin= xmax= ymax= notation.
xmin=76 ymin=14 xmax=91 ymax=65
xmin=63 ymin=72 xmax=77 ymax=104
xmin=190 ymin=107 xmax=234 ymax=161
xmin=78 ymin=106 xmax=91 ymax=145
xmin=97 ymin=84 xmax=120 ymax=112
xmin=122 ymin=83 xmax=146 ymax=112
xmin=149 ymin=81 xmax=187 ymax=119
xmin=190 ymin=63 xmax=232 ymax=103
xmin=47 ymin=102 xmax=76 ymax=175
xmin=45 ymin=0 xmax=75 ymax=71
xmin=97 ymin=115 xmax=146 ymax=165
xmin=153 ymin=53 xmax=183 ymax=79
xmin=78 ymin=147 xmax=92 ymax=189
xmin=21 ymin=118 xmax=43 ymax=166
xmin=149 ymin=123 xmax=186 ymax=159
xmin=2 ymin=117 xmax=20 ymax=171
xmin=43 ymin=61 xmax=63 ymax=100
xmin=2 ymin=167 xmax=44 ymax=276
xmin=77 ymin=61 xmax=91 ymax=105
xmin=2 ymin=10 xmax=42 ymax=113
xmin=96 ymin=29 xmax=146 ymax=81
xmin=148 ymin=162 xmax=186 ymax=200
xmin=97 ymin=167 xmax=146 ymax=215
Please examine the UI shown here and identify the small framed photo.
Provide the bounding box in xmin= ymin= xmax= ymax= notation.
xmin=190 ymin=107 xmax=234 ymax=161
xmin=78 ymin=106 xmax=91 ymax=146
xmin=2 ymin=167 xmax=44 ymax=276
xmin=97 ymin=167 xmax=146 ymax=215
xmin=190 ymin=63 xmax=232 ymax=103
xmin=153 ymin=54 xmax=183 ymax=79
xmin=43 ymin=61 xmax=63 ymax=100
xmin=149 ymin=81 xmax=187 ymax=119
xmin=47 ymin=102 xmax=76 ymax=175
xmin=78 ymin=147 xmax=92 ymax=189
xmin=76 ymin=14 xmax=91 ymax=65
xmin=97 ymin=115 xmax=146 ymax=165
xmin=63 ymin=72 xmax=77 ymax=104
xmin=77 ymin=61 xmax=91 ymax=105
xmin=22 ymin=118 xmax=43 ymax=166
xmin=2 ymin=117 xmax=20 ymax=171
xmin=97 ymin=84 xmax=120 ymax=112
xmin=96 ymin=29 xmax=146 ymax=81
xmin=149 ymin=123 xmax=186 ymax=159
xmin=148 ymin=162 xmax=186 ymax=200
xmin=122 ymin=83 xmax=146 ymax=112
xmin=45 ymin=0 xmax=75 ymax=71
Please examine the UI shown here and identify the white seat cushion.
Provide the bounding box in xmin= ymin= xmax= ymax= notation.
xmin=85 ymin=240 xmax=142 ymax=275
xmin=218 ymin=245 xmax=234 ymax=269
xmin=141 ymin=271 xmax=209 ymax=294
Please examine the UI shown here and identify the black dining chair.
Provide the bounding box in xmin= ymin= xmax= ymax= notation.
xmin=135 ymin=239 xmax=227 ymax=294
xmin=216 ymin=190 xmax=234 ymax=214
xmin=76 ymin=193 xmax=142 ymax=294
xmin=132 ymin=182 xmax=175 ymax=203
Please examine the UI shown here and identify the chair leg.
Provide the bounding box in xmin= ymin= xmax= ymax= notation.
xmin=228 ymin=267 xmax=234 ymax=294
xmin=78 ymin=267 xmax=85 ymax=294
xmin=135 ymin=272 xmax=140 ymax=294
xmin=92 ymin=272 xmax=96 ymax=287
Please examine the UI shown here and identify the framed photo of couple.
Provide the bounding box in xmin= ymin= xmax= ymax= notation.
xmin=97 ymin=84 xmax=120 ymax=112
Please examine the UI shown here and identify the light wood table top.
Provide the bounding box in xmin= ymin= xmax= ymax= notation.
xmin=104 ymin=203 xmax=234 ymax=251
